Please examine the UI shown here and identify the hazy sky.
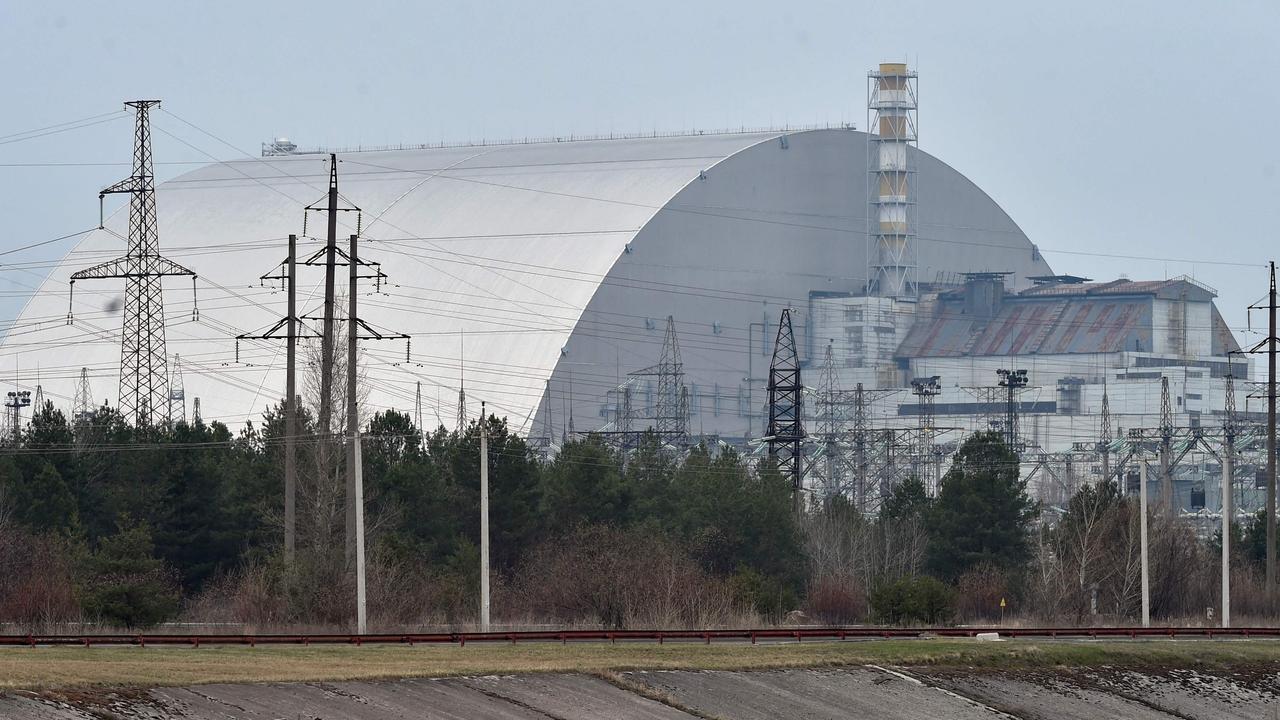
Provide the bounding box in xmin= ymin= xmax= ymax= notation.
xmin=2 ymin=1 xmax=1278 ymax=340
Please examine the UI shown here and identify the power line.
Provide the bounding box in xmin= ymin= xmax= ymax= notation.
xmin=0 ymin=112 xmax=126 ymax=147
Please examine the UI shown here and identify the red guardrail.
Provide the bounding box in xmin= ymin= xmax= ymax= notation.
xmin=1 ymin=626 xmax=1277 ymax=648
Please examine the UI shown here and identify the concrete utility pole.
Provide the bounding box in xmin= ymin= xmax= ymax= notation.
xmin=285 ymin=235 xmax=297 ymax=562
xmin=354 ymin=430 xmax=366 ymax=635
xmin=1140 ymin=460 xmax=1150 ymax=627
xmin=479 ymin=400 xmax=491 ymax=631
xmin=236 ymin=235 xmax=313 ymax=564
xmin=325 ymin=159 xmax=350 ymax=558
xmin=319 ymin=155 xmax=339 ymax=446
xmin=1239 ymin=262 xmax=1278 ymax=597
xmin=1222 ymin=429 xmax=1233 ymax=628
xmin=1221 ymin=372 xmax=1236 ymax=628
xmin=1269 ymin=261 xmax=1277 ymax=597
xmin=346 ymin=234 xmax=360 ymax=566
xmin=346 ymin=233 xmax=366 ymax=633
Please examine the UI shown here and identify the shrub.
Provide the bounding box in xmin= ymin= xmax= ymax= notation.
xmin=804 ymin=574 xmax=866 ymax=624
xmin=955 ymin=562 xmax=1009 ymax=622
xmin=729 ymin=566 xmax=800 ymax=622
xmin=502 ymin=524 xmax=742 ymax=629
xmin=870 ymin=575 xmax=954 ymax=626
xmin=0 ymin=528 xmax=80 ymax=630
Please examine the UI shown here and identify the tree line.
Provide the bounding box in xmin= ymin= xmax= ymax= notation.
xmin=0 ymin=401 xmax=1274 ymax=630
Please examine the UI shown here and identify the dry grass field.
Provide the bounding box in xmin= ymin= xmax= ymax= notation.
xmin=3 ymin=638 xmax=1278 ymax=691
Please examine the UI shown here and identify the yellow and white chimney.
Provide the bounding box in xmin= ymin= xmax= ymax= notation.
xmin=867 ymin=62 xmax=918 ymax=298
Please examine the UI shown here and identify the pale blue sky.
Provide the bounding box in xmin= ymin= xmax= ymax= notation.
xmin=2 ymin=0 xmax=1278 ymax=337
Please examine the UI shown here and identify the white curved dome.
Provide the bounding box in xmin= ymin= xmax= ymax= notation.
xmin=4 ymin=129 xmax=1052 ymax=439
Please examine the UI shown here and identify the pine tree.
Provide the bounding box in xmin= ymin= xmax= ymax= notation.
xmin=926 ymin=432 xmax=1038 ymax=581
xmin=79 ymin=518 xmax=181 ymax=628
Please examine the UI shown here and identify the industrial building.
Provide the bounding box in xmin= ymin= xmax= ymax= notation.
xmin=2 ymin=63 xmax=1253 ymax=515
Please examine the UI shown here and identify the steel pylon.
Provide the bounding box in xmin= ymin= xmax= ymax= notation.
xmin=69 ymin=101 xmax=196 ymax=427
xmin=767 ymin=308 xmax=805 ymax=501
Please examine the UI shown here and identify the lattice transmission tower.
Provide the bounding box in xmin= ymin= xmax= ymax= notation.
xmin=654 ymin=316 xmax=688 ymax=448
xmin=73 ymin=368 xmax=92 ymax=422
xmin=68 ymin=101 xmax=196 ymax=427
xmin=624 ymin=316 xmax=689 ymax=450
xmin=767 ymin=308 xmax=805 ymax=505
xmin=168 ymin=353 xmax=186 ymax=425
xmin=807 ymin=344 xmax=849 ymax=502
xmin=32 ymin=369 xmax=44 ymax=412
xmin=415 ymin=381 xmax=424 ymax=434
xmin=457 ymin=332 xmax=468 ymax=432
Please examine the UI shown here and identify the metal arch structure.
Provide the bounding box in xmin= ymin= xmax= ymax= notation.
xmin=766 ymin=308 xmax=804 ymax=504
xmin=68 ymin=101 xmax=196 ymax=427
xmin=20 ymin=129 xmax=1053 ymax=437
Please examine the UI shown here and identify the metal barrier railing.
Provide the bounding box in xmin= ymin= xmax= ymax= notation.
xmin=2 ymin=626 xmax=1277 ymax=648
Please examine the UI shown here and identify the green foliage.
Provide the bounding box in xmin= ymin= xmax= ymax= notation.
xmin=540 ymin=435 xmax=623 ymax=529
xmin=451 ymin=414 xmax=542 ymax=572
xmin=3 ymin=401 xmax=807 ymax=626
xmin=729 ymin=566 xmax=799 ymax=620
xmin=1242 ymin=509 xmax=1277 ymax=566
xmin=869 ymin=576 xmax=955 ymax=625
xmin=79 ymin=518 xmax=180 ymax=628
xmin=9 ymin=461 xmax=79 ymax=535
xmin=927 ymin=432 xmax=1038 ymax=582
xmin=668 ymin=446 xmax=803 ymax=585
xmin=881 ymin=475 xmax=932 ymax=522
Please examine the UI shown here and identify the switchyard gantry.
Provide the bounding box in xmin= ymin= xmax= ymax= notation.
xmin=1124 ymin=377 xmax=1204 ymax=516
xmin=598 ymin=316 xmax=690 ymax=455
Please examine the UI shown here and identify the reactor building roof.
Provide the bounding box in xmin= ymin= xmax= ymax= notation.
xmin=897 ymin=275 xmax=1240 ymax=360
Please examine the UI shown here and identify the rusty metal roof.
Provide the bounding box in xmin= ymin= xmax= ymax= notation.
xmin=903 ymin=276 xmax=1229 ymax=359
xmin=1015 ymin=277 xmax=1217 ymax=301
xmin=898 ymin=297 xmax=1154 ymax=358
